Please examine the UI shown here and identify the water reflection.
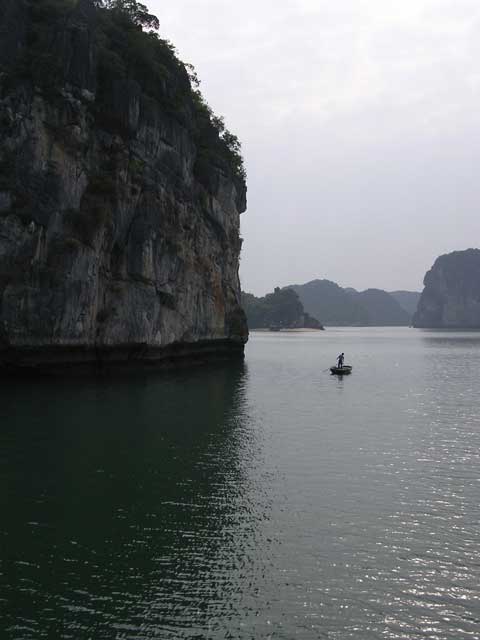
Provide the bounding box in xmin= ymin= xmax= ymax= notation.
xmin=0 ymin=362 xmax=274 ymax=639
xmin=418 ymin=328 xmax=480 ymax=346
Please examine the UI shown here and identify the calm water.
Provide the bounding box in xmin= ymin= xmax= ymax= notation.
xmin=1 ymin=328 xmax=480 ymax=639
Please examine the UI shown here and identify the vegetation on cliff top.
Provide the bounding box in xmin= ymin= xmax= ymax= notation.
xmin=242 ymin=288 xmax=323 ymax=330
xmin=10 ymin=0 xmax=246 ymax=184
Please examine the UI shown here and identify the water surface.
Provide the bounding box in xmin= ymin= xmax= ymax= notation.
xmin=1 ymin=328 xmax=479 ymax=639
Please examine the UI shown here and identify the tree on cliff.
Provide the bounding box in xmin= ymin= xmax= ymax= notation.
xmin=95 ymin=0 xmax=159 ymax=30
xmin=14 ymin=0 xmax=246 ymax=184
xmin=96 ymin=0 xmax=246 ymax=182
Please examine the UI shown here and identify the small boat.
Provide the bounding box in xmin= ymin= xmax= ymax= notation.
xmin=330 ymin=365 xmax=352 ymax=375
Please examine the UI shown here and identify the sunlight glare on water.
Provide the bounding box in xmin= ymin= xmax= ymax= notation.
xmin=1 ymin=328 xmax=479 ymax=639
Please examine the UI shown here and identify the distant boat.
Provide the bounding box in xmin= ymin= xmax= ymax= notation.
xmin=269 ymin=325 xmax=281 ymax=332
xmin=330 ymin=365 xmax=352 ymax=375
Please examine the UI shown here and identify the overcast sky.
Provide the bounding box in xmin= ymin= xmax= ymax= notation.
xmin=150 ymin=0 xmax=480 ymax=295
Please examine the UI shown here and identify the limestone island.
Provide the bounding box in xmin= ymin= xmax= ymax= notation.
xmin=286 ymin=280 xmax=418 ymax=327
xmin=413 ymin=249 xmax=480 ymax=328
xmin=0 ymin=0 xmax=248 ymax=373
xmin=242 ymin=288 xmax=324 ymax=331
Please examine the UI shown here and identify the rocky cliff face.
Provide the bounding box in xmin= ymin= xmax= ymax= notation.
xmin=0 ymin=0 xmax=247 ymax=371
xmin=413 ymin=249 xmax=480 ymax=328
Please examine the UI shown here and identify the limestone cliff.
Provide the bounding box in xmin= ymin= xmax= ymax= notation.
xmin=413 ymin=249 xmax=480 ymax=328
xmin=0 ymin=0 xmax=247 ymax=371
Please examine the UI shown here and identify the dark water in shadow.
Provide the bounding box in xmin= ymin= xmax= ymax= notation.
xmin=1 ymin=328 xmax=479 ymax=639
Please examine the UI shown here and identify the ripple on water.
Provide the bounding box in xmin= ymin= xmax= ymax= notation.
xmin=1 ymin=330 xmax=480 ymax=639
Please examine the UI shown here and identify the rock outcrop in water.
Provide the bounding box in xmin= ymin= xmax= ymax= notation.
xmin=413 ymin=249 xmax=480 ymax=328
xmin=0 ymin=0 xmax=247 ymax=371
xmin=242 ymin=288 xmax=323 ymax=330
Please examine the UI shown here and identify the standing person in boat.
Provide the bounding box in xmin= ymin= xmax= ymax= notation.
xmin=336 ymin=352 xmax=345 ymax=368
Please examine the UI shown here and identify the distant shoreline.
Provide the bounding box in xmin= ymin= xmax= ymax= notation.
xmin=251 ymin=328 xmax=324 ymax=332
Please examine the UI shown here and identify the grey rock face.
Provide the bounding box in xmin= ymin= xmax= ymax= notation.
xmin=413 ymin=249 xmax=480 ymax=328
xmin=0 ymin=0 xmax=27 ymax=69
xmin=0 ymin=1 xmax=247 ymax=371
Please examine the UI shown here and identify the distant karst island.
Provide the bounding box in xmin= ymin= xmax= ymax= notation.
xmin=242 ymin=288 xmax=323 ymax=330
xmin=243 ymin=248 xmax=480 ymax=331
xmin=0 ymin=0 xmax=247 ymax=372
xmin=413 ymin=249 xmax=480 ymax=328
xmin=241 ymin=280 xmax=422 ymax=330
xmin=285 ymin=280 xmax=420 ymax=327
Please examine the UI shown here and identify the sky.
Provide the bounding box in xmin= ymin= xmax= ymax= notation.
xmin=149 ymin=0 xmax=480 ymax=295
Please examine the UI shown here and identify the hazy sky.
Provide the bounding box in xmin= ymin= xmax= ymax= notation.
xmin=150 ymin=0 xmax=480 ymax=295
